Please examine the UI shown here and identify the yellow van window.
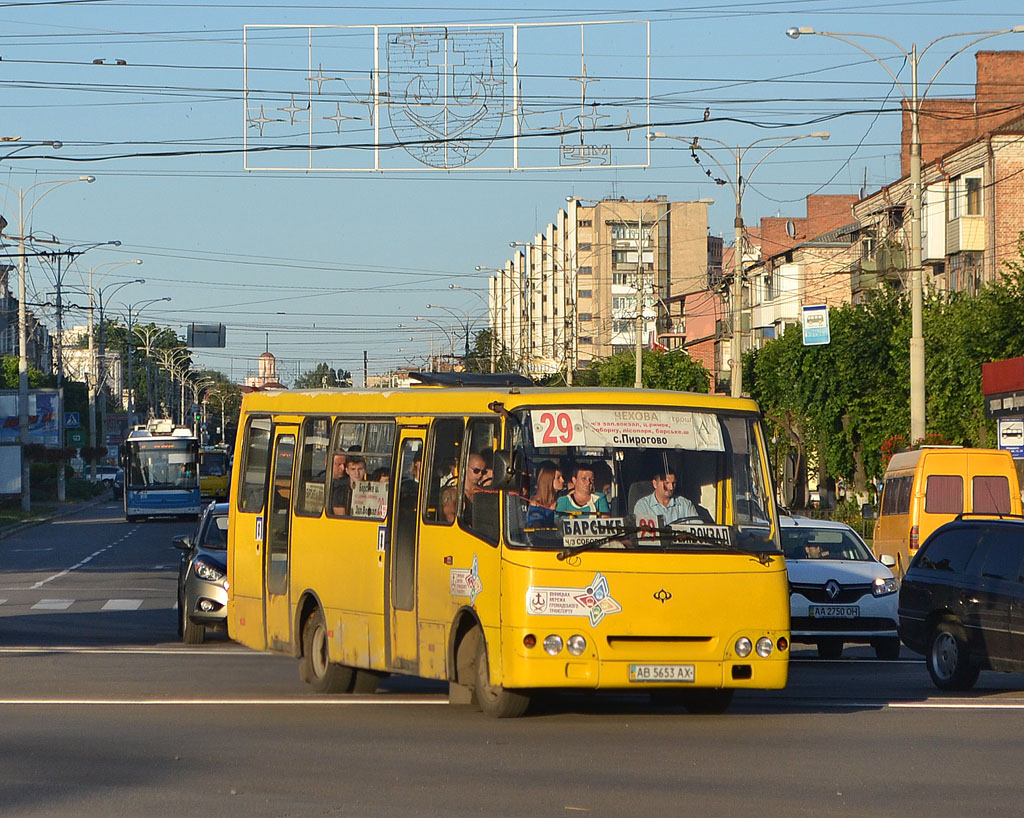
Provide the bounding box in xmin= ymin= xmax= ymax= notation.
xmin=881 ymin=475 xmax=913 ymax=515
xmin=973 ymin=476 xmax=1011 ymax=514
xmin=925 ymin=475 xmax=963 ymax=514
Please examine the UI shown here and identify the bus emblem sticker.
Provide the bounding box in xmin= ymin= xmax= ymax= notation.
xmin=526 ymin=573 xmax=622 ymax=627
xmin=449 ymin=554 xmax=483 ymax=604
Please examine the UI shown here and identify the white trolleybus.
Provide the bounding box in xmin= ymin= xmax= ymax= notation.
xmin=121 ymin=420 xmax=201 ymax=521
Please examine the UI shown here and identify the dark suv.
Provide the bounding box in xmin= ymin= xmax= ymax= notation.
xmin=898 ymin=515 xmax=1024 ymax=690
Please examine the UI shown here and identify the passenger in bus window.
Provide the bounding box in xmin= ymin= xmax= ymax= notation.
xmin=460 ymin=452 xmax=488 ymax=521
xmin=330 ymin=452 xmax=349 ymax=515
xmin=632 ymin=470 xmax=698 ymax=525
xmin=555 ymin=465 xmax=610 ymax=517
xmin=527 ymin=461 xmax=563 ymax=526
xmin=371 ymin=467 xmax=390 ymax=483
xmin=440 ymin=485 xmax=458 ymax=524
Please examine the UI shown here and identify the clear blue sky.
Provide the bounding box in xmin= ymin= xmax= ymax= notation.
xmin=1 ymin=0 xmax=1022 ymax=384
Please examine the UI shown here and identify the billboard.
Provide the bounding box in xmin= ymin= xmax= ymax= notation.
xmin=0 ymin=389 xmax=61 ymax=446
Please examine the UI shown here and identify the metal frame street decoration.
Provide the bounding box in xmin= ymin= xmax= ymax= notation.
xmin=243 ymin=20 xmax=651 ymax=172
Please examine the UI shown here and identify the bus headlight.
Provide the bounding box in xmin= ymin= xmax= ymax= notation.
xmin=755 ymin=637 xmax=774 ymax=658
xmin=734 ymin=637 xmax=752 ymax=657
xmin=543 ymin=634 xmax=564 ymax=655
xmin=566 ymin=634 xmax=587 ymax=656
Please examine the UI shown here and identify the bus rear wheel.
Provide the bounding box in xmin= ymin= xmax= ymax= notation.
xmin=473 ymin=633 xmax=530 ymax=718
xmin=300 ymin=609 xmax=355 ymax=694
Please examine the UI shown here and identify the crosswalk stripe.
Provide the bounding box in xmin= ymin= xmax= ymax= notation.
xmin=32 ymin=599 xmax=74 ymax=611
xmin=101 ymin=599 xmax=144 ymax=611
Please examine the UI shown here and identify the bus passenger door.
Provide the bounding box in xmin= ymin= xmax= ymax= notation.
xmin=264 ymin=427 xmax=297 ymax=652
xmin=387 ymin=430 xmax=425 ymax=671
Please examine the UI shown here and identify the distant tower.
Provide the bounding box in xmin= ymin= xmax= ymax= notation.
xmin=257 ymin=351 xmax=277 ymax=386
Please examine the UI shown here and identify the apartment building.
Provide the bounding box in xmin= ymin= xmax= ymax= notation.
xmin=855 ymin=51 xmax=1024 ymax=296
xmin=490 ymin=195 xmax=714 ymax=375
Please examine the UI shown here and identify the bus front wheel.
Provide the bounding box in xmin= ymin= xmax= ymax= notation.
xmin=300 ymin=609 xmax=355 ymax=694
xmin=473 ymin=633 xmax=530 ymax=718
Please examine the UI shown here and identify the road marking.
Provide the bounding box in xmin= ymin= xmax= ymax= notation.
xmin=52 ymin=517 xmax=130 ymax=525
xmin=31 ymin=527 xmax=139 ymax=589
xmin=31 ymin=599 xmax=74 ymax=610
xmin=0 ymin=697 xmax=446 ymax=706
xmin=0 ymin=646 xmax=262 ymax=655
xmin=101 ymin=599 xmax=144 ymax=611
xmin=10 ymin=548 xmax=54 ymax=553
xmin=889 ymin=701 xmax=1024 ymax=710
xmin=0 ymin=599 xmax=6 ymax=605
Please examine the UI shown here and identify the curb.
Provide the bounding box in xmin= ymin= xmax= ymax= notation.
xmin=0 ymin=493 xmax=114 ymax=540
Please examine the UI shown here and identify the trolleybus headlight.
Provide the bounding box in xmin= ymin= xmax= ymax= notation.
xmin=566 ymin=634 xmax=587 ymax=656
xmin=543 ymin=634 xmax=564 ymax=655
xmin=523 ymin=634 xmax=537 ymax=649
xmin=755 ymin=637 xmax=774 ymax=658
xmin=734 ymin=637 xmax=752 ymax=658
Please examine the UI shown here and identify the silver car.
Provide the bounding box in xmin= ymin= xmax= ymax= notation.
xmin=174 ymin=502 xmax=229 ymax=644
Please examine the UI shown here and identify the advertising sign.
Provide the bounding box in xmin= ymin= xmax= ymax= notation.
xmin=0 ymin=389 xmax=61 ymax=446
xmin=802 ymin=304 xmax=830 ymax=346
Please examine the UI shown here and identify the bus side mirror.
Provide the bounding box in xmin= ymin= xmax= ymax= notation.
xmin=861 ymin=503 xmax=875 ymax=520
xmin=489 ymin=450 xmax=521 ymax=493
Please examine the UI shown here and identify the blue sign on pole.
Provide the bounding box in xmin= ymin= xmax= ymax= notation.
xmin=65 ymin=412 xmax=81 ymax=429
xmin=998 ymin=418 xmax=1024 ymax=458
xmin=802 ymin=304 xmax=831 ymax=346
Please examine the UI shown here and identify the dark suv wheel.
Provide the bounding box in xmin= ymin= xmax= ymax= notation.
xmin=927 ymin=622 xmax=980 ymax=691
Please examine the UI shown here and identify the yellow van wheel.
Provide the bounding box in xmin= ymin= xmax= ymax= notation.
xmin=300 ymin=608 xmax=355 ymax=694
xmin=471 ymin=630 xmax=531 ymax=718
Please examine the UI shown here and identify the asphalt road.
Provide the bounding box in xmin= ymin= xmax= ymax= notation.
xmin=2 ymin=502 xmax=1023 ymax=818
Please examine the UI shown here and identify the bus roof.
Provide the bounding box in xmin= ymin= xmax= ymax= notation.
xmin=238 ymin=386 xmax=762 ymax=417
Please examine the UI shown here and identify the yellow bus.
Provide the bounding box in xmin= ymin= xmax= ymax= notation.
xmin=226 ymin=374 xmax=789 ymax=716
xmin=199 ymin=445 xmax=231 ymax=500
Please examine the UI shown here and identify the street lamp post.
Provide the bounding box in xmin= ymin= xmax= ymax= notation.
xmin=476 ymin=263 xmax=528 ymax=375
xmin=448 ymin=284 xmax=493 ymax=372
xmin=786 ymin=25 xmax=1023 ymax=441
xmin=0 ymin=174 xmax=95 ymax=510
xmin=119 ymin=296 xmax=172 ymax=427
xmin=425 ymin=303 xmax=478 ymax=371
xmin=648 ymin=132 xmax=829 ymax=397
xmin=413 ymin=315 xmax=458 ymax=370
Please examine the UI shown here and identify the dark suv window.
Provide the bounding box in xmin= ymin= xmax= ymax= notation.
xmin=964 ymin=528 xmax=1024 ymax=582
xmin=915 ymin=529 xmax=978 ymax=573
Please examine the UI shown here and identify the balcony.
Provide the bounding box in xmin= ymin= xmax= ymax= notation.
xmin=946 ymin=215 xmax=985 ymax=254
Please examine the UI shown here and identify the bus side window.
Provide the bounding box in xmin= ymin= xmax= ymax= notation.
xmin=423 ymin=418 xmax=464 ymax=526
xmin=295 ymin=417 xmax=330 ymax=517
xmin=238 ymin=416 xmax=272 ymax=513
xmin=460 ymin=418 xmax=500 ymax=543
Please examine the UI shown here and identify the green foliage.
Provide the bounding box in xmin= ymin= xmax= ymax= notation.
xmin=751 ymin=236 xmax=1024 ymax=497
xmin=294 ymin=363 xmax=351 ymax=388
xmin=585 ymin=349 xmax=711 ymax=392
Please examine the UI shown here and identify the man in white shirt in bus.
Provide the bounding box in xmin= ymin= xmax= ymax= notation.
xmin=633 ymin=470 xmax=698 ymax=526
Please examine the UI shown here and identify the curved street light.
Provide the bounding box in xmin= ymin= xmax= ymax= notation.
xmin=0 ymin=174 xmax=95 ymax=510
xmin=648 ymin=131 xmax=829 ymax=397
xmin=118 ymin=296 xmax=172 ymax=426
xmin=425 ymin=302 xmax=481 ymax=369
xmin=786 ymin=25 xmax=1023 ymax=440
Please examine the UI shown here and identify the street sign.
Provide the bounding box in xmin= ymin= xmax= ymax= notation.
xmin=66 ymin=428 xmax=86 ymax=448
xmin=802 ymin=304 xmax=831 ymax=346
xmin=998 ymin=417 xmax=1024 ymax=458
xmin=65 ymin=411 xmax=81 ymax=429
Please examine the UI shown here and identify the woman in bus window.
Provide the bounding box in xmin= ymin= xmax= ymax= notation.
xmin=527 ymin=461 xmax=563 ymax=526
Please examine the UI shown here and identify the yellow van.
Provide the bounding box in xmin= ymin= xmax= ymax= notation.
xmin=873 ymin=447 xmax=1022 ymax=575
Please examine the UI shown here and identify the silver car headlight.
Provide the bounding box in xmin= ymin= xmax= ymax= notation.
xmin=566 ymin=634 xmax=587 ymax=656
xmin=543 ymin=634 xmax=564 ymax=656
xmin=193 ymin=557 xmax=226 ymax=583
xmin=734 ymin=637 xmax=752 ymax=658
xmin=755 ymin=637 xmax=774 ymax=658
xmin=872 ymin=577 xmax=898 ymax=597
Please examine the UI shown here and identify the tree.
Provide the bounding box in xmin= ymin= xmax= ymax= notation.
xmin=294 ymin=363 xmax=351 ymax=389
xmin=584 ymin=349 xmax=711 ymax=392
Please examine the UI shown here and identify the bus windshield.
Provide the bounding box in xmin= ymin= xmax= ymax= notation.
xmin=200 ymin=450 xmax=228 ymax=477
xmin=505 ymin=407 xmax=778 ymax=556
xmin=127 ymin=440 xmax=198 ymax=490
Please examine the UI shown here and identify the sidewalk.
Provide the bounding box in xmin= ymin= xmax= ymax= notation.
xmin=0 ymin=492 xmax=113 ymax=540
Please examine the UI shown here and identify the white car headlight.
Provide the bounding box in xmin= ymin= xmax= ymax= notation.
xmin=193 ymin=557 xmax=226 ymax=582
xmin=543 ymin=634 xmax=564 ymax=656
xmin=755 ymin=637 xmax=774 ymax=658
xmin=872 ymin=577 xmax=898 ymax=597
xmin=735 ymin=636 xmax=752 ymax=658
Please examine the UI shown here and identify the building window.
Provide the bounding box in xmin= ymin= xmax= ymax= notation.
xmin=578 ymin=289 xmax=592 ymax=299
xmin=966 ymin=177 xmax=982 ymax=215
xmin=578 ymin=313 xmax=592 ymax=322
xmin=612 ymin=296 xmax=638 ymax=313
xmin=577 ymin=266 xmax=592 ymax=276
xmin=612 ymin=272 xmax=631 ymax=286
xmin=578 ymin=243 xmax=592 ymax=252
xmin=579 ymin=336 xmax=593 ymax=345
xmin=577 ymin=219 xmax=592 ymax=228
xmin=612 ymin=319 xmax=633 ymax=334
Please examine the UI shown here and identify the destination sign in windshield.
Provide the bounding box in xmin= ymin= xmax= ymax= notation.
xmin=531 ymin=409 xmax=724 ymax=451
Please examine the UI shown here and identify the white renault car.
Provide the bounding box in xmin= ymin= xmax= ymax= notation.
xmin=781 ymin=515 xmax=900 ymax=660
